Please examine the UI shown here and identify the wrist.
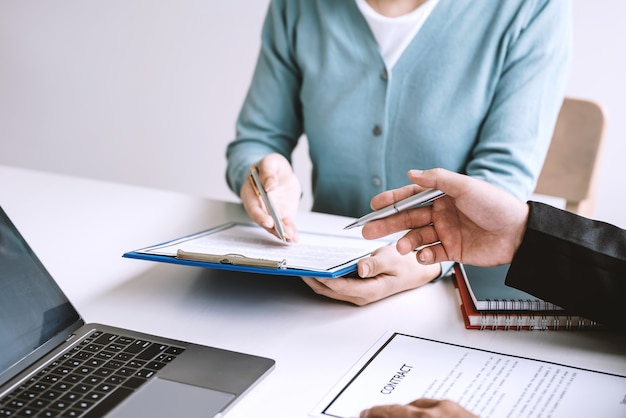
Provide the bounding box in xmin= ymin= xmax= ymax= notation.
xmin=511 ymin=203 xmax=531 ymax=257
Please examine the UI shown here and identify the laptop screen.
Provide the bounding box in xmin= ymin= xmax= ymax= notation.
xmin=0 ymin=207 xmax=80 ymax=376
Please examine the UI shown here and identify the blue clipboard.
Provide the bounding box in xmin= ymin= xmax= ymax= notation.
xmin=123 ymin=222 xmax=386 ymax=278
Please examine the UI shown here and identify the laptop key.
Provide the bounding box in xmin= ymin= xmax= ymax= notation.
xmin=93 ymin=367 xmax=115 ymax=378
xmin=73 ymin=383 xmax=94 ymax=394
xmin=83 ymin=376 xmax=103 ymax=386
xmin=51 ymin=382 xmax=73 ymax=392
xmin=113 ymin=352 xmax=132 ymax=362
xmin=41 ymin=375 xmax=62 ymax=384
xmin=60 ymin=392 xmax=81 ymax=403
xmin=42 ymin=389 xmax=63 ymax=400
xmin=83 ymin=387 xmax=133 ymax=418
xmin=124 ymin=340 xmax=151 ymax=354
xmin=72 ymin=351 xmax=94 ymax=361
xmin=28 ymin=398 xmax=50 ymax=409
xmin=116 ymin=337 xmax=134 ymax=345
xmin=165 ymin=346 xmax=184 ymax=355
xmin=63 ymin=359 xmax=82 ymax=368
xmin=16 ymin=390 xmax=38 ymax=401
xmin=73 ymin=400 xmax=94 ymax=411
xmin=146 ymin=361 xmax=166 ymax=371
xmin=135 ymin=343 xmax=167 ymax=361
xmin=92 ymin=333 xmax=118 ymax=346
xmin=62 ymin=374 xmax=83 ymax=384
xmin=135 ymin=369 xmax=155 ymax=379
xmin=84 ymin=358 xmax=106 ymax=368
xmin=49 ymin=400 xmax=71 ymax=410
xmin=106 ymin=344 xmax=127 ymax=352
xmin=6 ymin=399 xmax=26 ymax=409
xmin=95 ymin=351 xmax=115 ymax=361
xmin=84 ymin=391 xmax=105 ymax=402
xmin=103 ymin=359 xmax=124 ymax=369
xmin=103 ymin=375 xmax=126 ymax=386
xmin=95 ymin=383 xmax=115 ymax=393
xmin=83 ymin=344 xmax=104 ymax=353
xmin=121 ymin=377 xmax=146 ymax=390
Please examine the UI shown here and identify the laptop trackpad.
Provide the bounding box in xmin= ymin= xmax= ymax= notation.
xmin=108 ymin=378 xmax=235 ymax=418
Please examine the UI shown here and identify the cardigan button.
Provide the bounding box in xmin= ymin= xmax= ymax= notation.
xmin=372 ymin=125 xmax=382 ymax=136
xmin=380 ymin=69 xmax=388 ymax=80
xmin=372 ymin=176 xmax=382 ymax=186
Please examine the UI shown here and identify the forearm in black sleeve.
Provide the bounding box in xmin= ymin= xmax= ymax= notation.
xmin=505 ymin=202 xmax=626 ymax=329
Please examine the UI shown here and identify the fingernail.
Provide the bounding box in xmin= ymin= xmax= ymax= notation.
xmin=264 ymin=178 xmax=276 ymax=191
xmin=360 ymin=263 xmax=370 ymax=277
xmin=416 ymin=249 xmax=429 ymax=264
xmin=408 ymin=169 xmax=423 ymax=176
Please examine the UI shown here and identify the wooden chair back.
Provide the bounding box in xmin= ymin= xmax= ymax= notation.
xmin=534 ymin=97 xmax=606 ymax=217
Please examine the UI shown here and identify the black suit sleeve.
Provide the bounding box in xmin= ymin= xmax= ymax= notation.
xmin=505 ymin=202 xmax=626 ymax=329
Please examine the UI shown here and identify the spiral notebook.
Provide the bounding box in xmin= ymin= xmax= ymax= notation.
xmin=452 ymin=267 xmax=599 ymax=330
xmin=457 ymin=263 xmax=565 ymax=311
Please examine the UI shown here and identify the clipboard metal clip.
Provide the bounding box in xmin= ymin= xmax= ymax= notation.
xmin=176 ymin=249 xmax=286 ymax=269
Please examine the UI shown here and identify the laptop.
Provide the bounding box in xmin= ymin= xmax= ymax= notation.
xmin=0 ymin=206 xmax=275 ymax=417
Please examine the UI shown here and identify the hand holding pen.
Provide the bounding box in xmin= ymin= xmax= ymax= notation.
xmin=249 ymin=165 xmax=287 ymax=241
xmin=241 ymin=154 xmax=302 ymax=242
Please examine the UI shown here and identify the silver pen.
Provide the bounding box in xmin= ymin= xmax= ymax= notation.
xmin=344 ymin=188 xmax=446 ymax=230
xmin=249 ymin=165 xmax=287 ymax=242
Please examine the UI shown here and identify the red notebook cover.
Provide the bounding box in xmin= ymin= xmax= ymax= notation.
xmin=452 ymin=265 xmax=599 ymax=331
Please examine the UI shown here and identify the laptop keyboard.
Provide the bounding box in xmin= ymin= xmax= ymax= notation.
xmin=0 ymin=330 xmax=185 ymax=417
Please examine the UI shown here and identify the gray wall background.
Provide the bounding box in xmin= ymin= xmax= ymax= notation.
xmin=1 ymin=1 xmax=624 ymax=227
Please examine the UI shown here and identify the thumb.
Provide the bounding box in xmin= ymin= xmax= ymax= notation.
xmin=408 ymin=168 xmax=469 ymax=200
xmin=358 ymin=246 xmax=396 ymax=278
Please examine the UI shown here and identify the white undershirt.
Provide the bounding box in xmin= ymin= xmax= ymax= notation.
xmin=355 ymin=0 xmax=440 ymax=70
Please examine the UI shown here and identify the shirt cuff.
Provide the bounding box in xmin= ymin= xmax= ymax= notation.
xmin=432 ymin=261 xmax=455 ymax=282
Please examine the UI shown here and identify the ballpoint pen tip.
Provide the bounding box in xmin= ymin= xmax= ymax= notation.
xmin=343 ymin=223 xmax=358 ymax=230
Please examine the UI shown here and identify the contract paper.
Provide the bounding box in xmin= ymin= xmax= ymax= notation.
xmin=312 ymin=332 xmax=626 ymax=417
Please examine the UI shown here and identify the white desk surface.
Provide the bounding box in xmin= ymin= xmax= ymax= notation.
xmin=2 ymin=165 xmax=625 ymax=417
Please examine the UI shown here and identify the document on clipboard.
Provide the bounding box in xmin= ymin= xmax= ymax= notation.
xmin=123 ymin=222 xmax=393 ymax=278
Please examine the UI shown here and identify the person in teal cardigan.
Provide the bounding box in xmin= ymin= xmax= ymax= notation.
xmin=225 ymin=0 xmax=571 ymax=305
